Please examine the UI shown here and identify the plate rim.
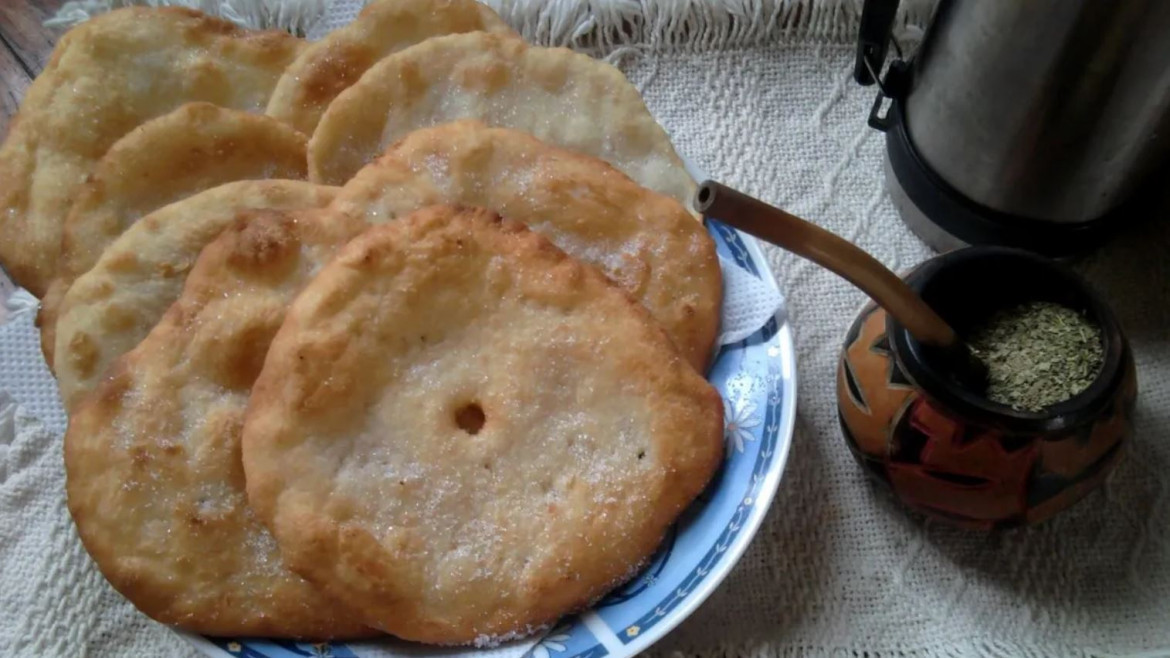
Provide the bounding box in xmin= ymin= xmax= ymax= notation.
xmin=613 ymin=228 xmax=797 ymax=657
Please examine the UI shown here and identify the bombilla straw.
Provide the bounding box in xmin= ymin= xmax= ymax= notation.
xmin=694 ymin=180 xmax=959 ymax=349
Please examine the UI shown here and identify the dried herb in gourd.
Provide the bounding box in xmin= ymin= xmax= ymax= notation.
xmin=968 ymin=301 xmax=1104 ymax=412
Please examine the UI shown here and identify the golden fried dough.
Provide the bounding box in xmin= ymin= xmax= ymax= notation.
xmin=266 ymin=0 xmax=515 ymax=135
xmin=333 ymin=120 xmax=720 ymax=371
xmin=241 ymin=206 xmax=724 ymax=644
xmin=64 ymin=206 xmax=373 ymax=638
xmin=54 ymin=180 xmax=336 ymax=410
xmin=308 ymin=31 xmax=697 ymax=212
xmin=0 ymin=7 xmax=303 ymax=295
xmin=41 ymin=103 xmax=308 ymax=365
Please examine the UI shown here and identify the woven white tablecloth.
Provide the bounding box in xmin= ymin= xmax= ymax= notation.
xmin=3 ymin=1 xmax=1170 ymax=656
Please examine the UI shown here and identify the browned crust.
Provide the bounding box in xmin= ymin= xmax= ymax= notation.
xmin=266 ymin=0 xmax=516 ymax=134
xmin=52 ymin=180 xmax=338 ymax=410
xmin=333 ymin=120 xmax=722 ymax=372
xmin=64 ymin=207 xmax=374 ymax=639
xmin=0 ymin=6 xmax=304 ymax=295
xmin=39 ymin=102 xmax=308 ymax=369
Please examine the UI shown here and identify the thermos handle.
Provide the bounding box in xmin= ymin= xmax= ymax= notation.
xmin=854 ymin=0 xmax=911 ymax=131
xmin=854 ymin=0 xmax=901 ymax=86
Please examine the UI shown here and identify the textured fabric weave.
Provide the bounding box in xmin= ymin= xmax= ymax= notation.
xmin=641 ymin=46 xmax=1170 ymax=657
xmin=4 ymin=2 xmax=1170 ymax=657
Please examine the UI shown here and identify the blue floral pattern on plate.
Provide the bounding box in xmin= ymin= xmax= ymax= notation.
xmin=187 ymin=218 xmax=797 ymax=658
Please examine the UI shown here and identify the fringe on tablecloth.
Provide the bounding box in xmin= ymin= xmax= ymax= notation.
xmin=45 ymin=0 xmax=935 ymax=49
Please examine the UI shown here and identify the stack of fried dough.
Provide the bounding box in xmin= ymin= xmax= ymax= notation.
xmin=0 ymin=0 xmax=726 ymax=645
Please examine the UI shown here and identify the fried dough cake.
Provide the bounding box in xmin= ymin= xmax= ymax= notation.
xmin=333 ymin=121 xmax=721 ymax=371
xmin=0 ymin=7 xmax=303 ymax=295
xmin=308 ymin=31 xmax=697 ymax=213
xmin=64 ymin=205 xmax=373 ymax=638
xmin=53 ymin=180 xmax=336 ymax=410
xmin=40 ymin=103 xmax=308 ymax=365
xmin=266 ymin=0 xmax=515 ymax=135
xmin=241 ymin=206 xmax=724 ymax=644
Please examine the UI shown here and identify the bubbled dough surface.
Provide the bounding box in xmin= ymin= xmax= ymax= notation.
xmin=241 ymin=206 xmax=724 ymax=644
xmin=64 ymin=206 xmax=374 ymax=638
xmin=41 ymin=103 xmax=309 ymax=367
xmin=308 ymin=31 xmax=698 ymax=213
xmin=266 ymin=0 xmax=515 ymax=135
xmin=333 ymin=120 xmax=721 ymax=371
xmin=0 ymin=7 xmax=304 ymax=296
xmin=54 ymin=180 xmax=337 ymax=411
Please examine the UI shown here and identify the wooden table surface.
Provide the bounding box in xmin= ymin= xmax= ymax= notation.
xmin=0 ymin=0 xmax=65 ymax=135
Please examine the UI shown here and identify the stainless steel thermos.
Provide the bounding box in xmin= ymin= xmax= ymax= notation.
xmin=855 ymin=0 xmax=1170 ymax=255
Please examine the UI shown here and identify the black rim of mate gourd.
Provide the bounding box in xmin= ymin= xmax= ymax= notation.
xmin=887 ymin=246 xmax=1127 ymax=434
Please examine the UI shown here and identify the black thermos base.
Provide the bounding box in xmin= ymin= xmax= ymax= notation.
xmin=883 ymin=102 xmax=1130 ymax=258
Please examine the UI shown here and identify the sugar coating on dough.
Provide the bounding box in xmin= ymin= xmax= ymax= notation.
xmin=0 ymin=7 xmax=304 ymax=295
xmin=64 ymin=207 xmax=373 ymax=638
xmin=53 ymin=180 xmax=336 ymax=410
xmin=332 ymin=120 xmax=721 ymax=371
xmin=308 ymin=31 xmax=697 ymax=214
xmin=266 ymin=0 xmax=515 ymax=135
xmin=40 ymin=102 xmax=308 ymax=368
xmin=242 ymin=206 xmax=724 ymax=644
